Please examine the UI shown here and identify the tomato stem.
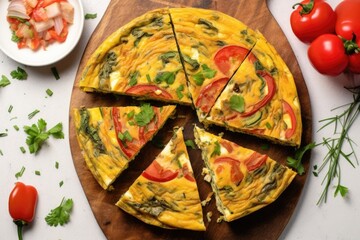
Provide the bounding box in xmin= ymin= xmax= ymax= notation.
xmin=14 ymin=220 xmax=25 ymax=240
xmin=341 ymin=33 xmax=360 ymax=55
xmin=292 ymin=0 xmax=314 ymax=15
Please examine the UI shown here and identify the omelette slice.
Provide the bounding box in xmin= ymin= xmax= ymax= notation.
xmin=72 ymin=104 xmax=176 ymax=190
xmin=116 ymin=127 xmax=206 ymax=231
xmin=79 ymin=8 xmax=191 ymax=105
xmin=194 ymin=126 xmax=296 ymax=222
xmin=206 ymin=32 xmax=302 ymax=147
xmin=170 ymin=7 xmax=257 ymax=121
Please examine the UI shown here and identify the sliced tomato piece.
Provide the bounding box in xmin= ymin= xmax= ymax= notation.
xmin=214 ymin=157 xmax=243 ymax=185
xmin=125 ymin=84 xmax=173 ymax=100
xmin=244 ymin=152 xmax=267 ymax=171
xmin=142 ymin=160 xmax=178 ymax=182
xmin=241 ymin=70 xmax=276 ymax=117
xmin=182 ymin=164 xmax=195 ymax=182
xmin=138 ymin=107 xmax=160 ymax=143
xmin=195 ymin=77 xmax=229 ymax=113
xmin=220 ymin=140 xmax=234 ymax=153
xmin=282 ymin=100 xmax=297 ymax=139
xmin=42 ymin=0 xmax=65 ymax=7
xmin=112 ymin=107 xmax=141 ymax=159
xmin=214 ymin=45 xmax=249 ymax=75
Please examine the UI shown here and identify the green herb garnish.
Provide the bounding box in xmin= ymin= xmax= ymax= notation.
xmin=118 ymin=130 xmax=133 ymax=142
xmin=35 ymin=170 xmax=41 ymax=176
xmin=15 ymin=166 xmax=26 ymax=179
xmin=45 ymin=198 xmax=73 ymax=227
xmin=85 ymin=13 xmax=97 ymax=19
xmin=0 ymin=133 xmax=8 ymax=137
xmin=176 ymin=84 xmax=185 ymax=100
xmin=129 ymin=71 xmax=139 ymax=87
xmin=13 ymin=125 xmax=19 ymax=131
xmin=185 ymin=139 xmax=196 ymax=149
xmin=28 ymin=109 xmax=40 ymax=119
xmin=10 ymin=67 xmax=28 ymax=80
xmin=193 ymin=64 xmax=217 ymax=86
xmin=0 ymin=75 xmax=11 ymax=87
xmin=229 ymin=95 xmax=245 ymax=113
xmin=46 ymin=89 xmax=53 ymax=96
xmin=8 ymin=105 xmax=13 ymax=113
xmin=51 ymin=67 xmax=60 ymax=80
xmin=24 ymin=119 xmax=64 ymax=154
xmin=154 ymin=71 xmax=176 ymax=85
xmin=211 ymin=141 xmax=221 ymax=157
xmin=20 ymin=146 xmax=26 ymax=153
xmin=287 ymin=142 xmax=316 ymax=176
xmin=55 ymin=161 xmax=59 ymax=169
xmin=59 ymin=181 xmax=64 ymax=187
xmin=134 ymin=104 xmax=155 ymax=127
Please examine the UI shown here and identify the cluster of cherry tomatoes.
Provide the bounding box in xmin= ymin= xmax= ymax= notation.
xmin=290 ymin=0 xmax=360 ymax=76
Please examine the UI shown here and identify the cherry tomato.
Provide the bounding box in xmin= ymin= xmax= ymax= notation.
xmin=142 ymin=161 xmax=178 ymax=182
xmin=195 ymin=77 xmax=228 ymax=113
xmin=290 ymin=0 xmax=336 ymax=43
xmin=214 ymin=157 xmax=243 ymax=185
xmin=214 ymin=45 xmax=249 ymax=76
xmin=282 ymin=100 xmax=297 ymax=139
xmin=244 ymin=152 xmax=267 ymax=171
xmin=348 ymin=51 xmax=360 ymax=74
xmin=125 ymin=84 xmax=173 ymax=100
xmin=308 ymin=34 xmax=349 ymax=76
xmin=335 ymin=0 xmax=360 ymax=41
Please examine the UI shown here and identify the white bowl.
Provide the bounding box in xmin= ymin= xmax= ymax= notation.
xmin=0 ymin=0 xmax=84 ymax=67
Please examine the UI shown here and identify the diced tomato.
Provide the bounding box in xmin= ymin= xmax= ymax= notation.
xmin=244 ymin=152 xmax=267 ymax=171
xmin=142 ymin=161 xmax=178 ymax=182
xmin=282 ymin=100 xmax=297 ymax=139
xmin=214 ymin=157 xmax=243 ymax=185
xmin=138 ymin=107 xmax=160 ymax=143
xmin=125 ymin=84 xmax=173 ymax=100
xmin=195 ymin=77 xmax=229 ymax=113
xmin=48 ymin=24 xmax=68 ymax=43
xmin=32 ymin=7 xmax=48 ymax=22
xmin=220 ymin=140 xmax=234 ymax=153
xmin=240 ymin=70 xmax=276 ymax=117
xmin=182 ymin=164 xmax=195 ymax=182
xmin=214 ymin=45 xmax=249 ymax=76
xmin=112 ymin=107 xmax=141 ymax=159
xmin=42 ymin=0 xmax=65 ymax=7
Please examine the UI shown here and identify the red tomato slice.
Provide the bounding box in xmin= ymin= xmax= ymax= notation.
xmin=125 ymin=84 xmax=173 ymax=100
xmin=182 ymin=164 xmax=195 ymax=182
xmin=112 ymin=107 xmax=141 ymax=159
xmin=214 ymin=45 xmax=249 ymax=75
xmin=214 ymin=157 xmax=243 ymax=185
xmin=282 ymin=100 xmax=297 ymax=139
xmin=195 ymin=77 xmax=229 ymax=113
xmin=244 ymin=152 xmax=267 ymax=171
xmin=138 ymin=107 xmax=160 ymax=143
xmin=241 ymin=71 xmax=276 ymax=117
xmin=220 ymin=140 xmax=234 ymax=153
xmin=142 ymin=161 xmax=178 ymax=182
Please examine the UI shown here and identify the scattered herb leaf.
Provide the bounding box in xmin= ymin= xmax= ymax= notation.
xmin=0 ymin=133 xmax=8 ymax=137
xmin=134 ymin=104 xmax=155 ymax=127
xmin=45 ymin=198 xmax=73 ymax=227
xmin=46 ymin=89 xmax=53 ymax=96
xmin=0 ymin=75 xmax=11 ymax=87
xmin=230 ymin=95 xmax=245 ymax=113
xmin=59 ymin=181 xmax=64 ymax=187
xmin=185 ymin=139 xmax=196 ymax=149
xmin=13 ymin=125 xmax=19 ymax=131
xmin=28 ymin=109 xmax=40 ymax=119
xmin=20 ymin=146 xmax=26 ymax=153
xmin=10 ymin=67 xmax=28 ymax=80
xmin=287 ymin=142 xmax=316 ymax=175
xmin=35 ymin=170 xmax=41 ymax=176
xmin=211 ymin=141 xmax=221 ymax=157
xmin=8 ymin=105 xmax=13 ymax=113
xmin=51 ymin=67 xmax=60 ymax=80
xmin=15 ymin=166 xmax=25 ymax=179
xmin=55 ymin=161 xmax=59 ymax=169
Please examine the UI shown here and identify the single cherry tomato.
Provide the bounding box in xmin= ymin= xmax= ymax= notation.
xmin=290 ymin=0 xmax=336 ymax=43
xmin=195 ymin=77 xmax=228 ymax=113
xmin=214 ymin=45 xmax=249 ymax=76
xmin=214 ymin=157 xmax=243 ymax=185
xmin=308 ymin=34 xmax=349 ymax=76
xmin=335 ymin=0 xmax=360 ymax=41
xmin=348 ymin=51 xmax=360 ymax=74
xmin=125 ymin=84 xmax=173 ymax=100
xmin=9 ymin=182 xmax=38 ymax=240
xmin=142 ymin=160 xmax=178 ymax=182
xmin=282 ymin=100 xmax=297 ymax=139
xmin=244 ymin=152 xmax=267 ymax=171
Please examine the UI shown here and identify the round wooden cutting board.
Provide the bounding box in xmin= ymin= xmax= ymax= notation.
xmin=69 ymin=0 xmax=312 ymax=239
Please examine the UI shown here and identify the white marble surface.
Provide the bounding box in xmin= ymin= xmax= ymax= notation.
xmin=0 ymin=0 xmax=359 ymax=239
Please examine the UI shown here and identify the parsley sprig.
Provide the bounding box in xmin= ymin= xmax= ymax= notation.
xmin=24 ymin=119 xmax=64 ymax=154
xmin=45 ymin=198 xmax=73 ymax=227
xmin=134 ymin=104 xmax=155 ymax=126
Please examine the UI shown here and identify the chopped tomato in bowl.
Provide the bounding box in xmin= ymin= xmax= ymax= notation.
xmin=0 ymin=0 xmax=84 ymax=66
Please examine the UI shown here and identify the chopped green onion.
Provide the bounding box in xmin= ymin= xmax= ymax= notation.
xmin=35 ymin=170 xmax=41 ymax=176
xmin=13 ymin=125 xmax=19 ymax=131
xmin=20 ymin=146 xmax=26 ymax=153
xmin=0 ymin=150 xmax=3 ymax=156
xmin=15 ymin=166 xmax=25 ymax=179
xmin=59 ymin=181 xmax=64 ymax=187
xmin=28 ymin=109 xmax=40 ymax=119
xmin=85 ymin=13 xmax=97 ymax=19
xmin=46 ymin=89 xmax=53 ymax=96
xmin=55 ymin=161 xmax=59 ymax=169
xmin=0 ymin=133 xmax=8 ymax=137
xmin=8 ymin=105 xmax=13 ymax=113
xmin=0 ymin=75 xmax=11 ymax=87
xmin=185 ymin=139 xmax=196 ymax=149
xmin=51 ymin=67 xmax=60 ymax=80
